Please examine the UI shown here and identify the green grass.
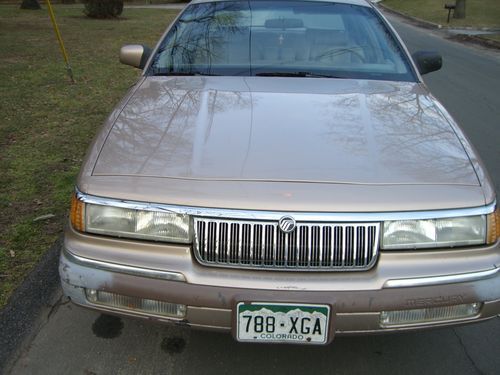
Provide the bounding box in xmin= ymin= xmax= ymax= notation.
xmin=382 ymin=0 xmax=500 ymax=28
xmin=0 ymin=5 xmax=179 ymax=308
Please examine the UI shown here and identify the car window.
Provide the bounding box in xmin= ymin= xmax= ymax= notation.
xmin=150 ymin=0 xmax=415 ymax=81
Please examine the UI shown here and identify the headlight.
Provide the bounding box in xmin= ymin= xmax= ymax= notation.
xmin=382 ymin=215 xmax=486 ymax=250
xmin=71 ymin=193 xmax=190 ymax=243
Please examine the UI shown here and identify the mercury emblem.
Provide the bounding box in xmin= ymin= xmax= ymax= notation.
xmin=278 ymin=216 xmax=296 ymax=233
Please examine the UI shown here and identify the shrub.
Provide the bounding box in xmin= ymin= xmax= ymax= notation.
xmin=83 ymin=0 xmax=124 ymax=19
xmin=20 ymin=0 xmax=41 ymax=10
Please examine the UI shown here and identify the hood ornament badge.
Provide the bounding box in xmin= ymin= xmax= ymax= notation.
xmin=278 ymin=216 xmax=296 ymax=233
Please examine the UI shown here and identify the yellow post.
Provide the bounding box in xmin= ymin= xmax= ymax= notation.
xmin=46 ymin=0 xmax=75 ymax=83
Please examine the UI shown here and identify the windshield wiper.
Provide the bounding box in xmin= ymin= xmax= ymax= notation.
xmin=255 ymin=71 xmax=344 ymax=78
xmin=152 ymin=71 xmax=220 ymax=76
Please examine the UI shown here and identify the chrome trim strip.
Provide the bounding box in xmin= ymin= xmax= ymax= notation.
xmin=62 ymin=247 xmax=186 ymax=282
xmin=383 ymin=267 xmax=499 ymax=288
xmin=75 ymin=188 xmax=496 ymax=222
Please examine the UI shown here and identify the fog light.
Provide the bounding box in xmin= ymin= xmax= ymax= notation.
xmin=380 ymin=303 xmax=481 ymax=327
xmin=85 ymin=289 xmax=186 ymax=318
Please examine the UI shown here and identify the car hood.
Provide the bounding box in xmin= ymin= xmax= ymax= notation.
xmin=93 ymin=76 xmax=479 ymax=186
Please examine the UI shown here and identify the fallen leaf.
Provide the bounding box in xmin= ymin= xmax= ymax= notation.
xmin=33 ymin=214 xmax=56 ymax=222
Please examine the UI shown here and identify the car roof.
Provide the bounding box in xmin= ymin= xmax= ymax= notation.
xmin=189 ymin=0 xmax=373 ymax=8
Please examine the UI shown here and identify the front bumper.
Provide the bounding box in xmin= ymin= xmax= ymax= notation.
xmin=59 ymin=232 xmax=500 ymax=339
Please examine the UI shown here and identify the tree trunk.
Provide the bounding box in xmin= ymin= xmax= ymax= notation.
xmin=454 ymin=0 xmax=466 ymax=19
xmin=20 ymin=0 xmax=41 ymax=10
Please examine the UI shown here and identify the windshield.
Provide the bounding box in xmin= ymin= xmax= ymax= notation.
xmin=149 ymin=0 xmax=415 ymax=81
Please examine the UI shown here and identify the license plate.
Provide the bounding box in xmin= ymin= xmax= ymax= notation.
xmin=236 ymin=302 xmax=330 ymax=344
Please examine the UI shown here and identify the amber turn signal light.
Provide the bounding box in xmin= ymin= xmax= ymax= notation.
xmin=486 ymin=207 xmax=499 ymax=245
xmin=70 ymin=193 xmax=85 ymax=232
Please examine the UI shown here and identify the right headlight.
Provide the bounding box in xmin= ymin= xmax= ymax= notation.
xmin=382 ymin=208 xmax=499 ymax=250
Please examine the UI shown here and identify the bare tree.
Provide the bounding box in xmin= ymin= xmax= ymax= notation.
xmin=454 ymin=0 xmax=466 ymax=19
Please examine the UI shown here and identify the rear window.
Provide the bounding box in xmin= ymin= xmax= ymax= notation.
xmin=149 ymin=0 xmax=415 ymax=81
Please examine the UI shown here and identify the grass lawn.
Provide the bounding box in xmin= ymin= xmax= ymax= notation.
xmin=382 ymin=0 xmax=500 ymax=28
xmin=0 ymin=4 xmax=179 ymax=308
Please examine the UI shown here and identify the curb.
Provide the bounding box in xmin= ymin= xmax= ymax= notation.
xmin=377 ymin=2 xmax=500 ymax=51
xmin=448 ymin=34 xmax=500 ymax=50
xmin=0 ymin=238 xmax=62 ymax=373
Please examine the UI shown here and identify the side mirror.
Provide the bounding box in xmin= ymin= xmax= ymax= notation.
xmin=412 ymin=51 xmax=442 ymax=75
xmin=119 ymin=44 xmax=152 ymax=69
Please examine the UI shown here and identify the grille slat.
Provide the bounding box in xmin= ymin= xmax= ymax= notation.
xmin=272 ymin=225 xmax=277 ymax=267
xmin=260 ymin=225 xmax=265 ymax=265
xmin=307 ymin=226 xmax=312 ymax=268
xmin=283 ymin=229 xmax=291 ymax=267
xmin=353 ymin=228 xmax=357 ymax=264
xmin=319 ymin=226 xmax=324 ymax=267
xmin=237 ymin=224 xmax=243 ymax=264
xmin=249 ymin=224 xmax=254 ymax=265
xmin=194 ymin=218 xmax=379 ymax=271
xmin=227 ymin=224 xmax=232 ymax=262
xmin=341 ymin=226 xmax=346 ymax=267
xmin=214 ymin=222 xmax=219 ymax=263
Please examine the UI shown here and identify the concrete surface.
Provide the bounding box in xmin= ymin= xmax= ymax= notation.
xmin=10 ymin=302 xmax=500 ymax=375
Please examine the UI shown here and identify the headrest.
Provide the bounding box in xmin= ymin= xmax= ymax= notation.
xmin=264 ymin=18 xmax=304 ymax=29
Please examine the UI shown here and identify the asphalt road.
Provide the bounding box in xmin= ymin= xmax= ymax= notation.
xmin=6 ymin=11 xmax=500 ymax=375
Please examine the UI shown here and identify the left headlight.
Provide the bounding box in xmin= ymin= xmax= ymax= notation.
xmin=382 ymin=215 xmax=488 ymax=250
xmin=70 ymin=193 xmax=191 ymax=243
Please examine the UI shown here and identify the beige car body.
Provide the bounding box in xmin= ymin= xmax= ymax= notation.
xmin=60 ymin=0 xmax=499 ymax=343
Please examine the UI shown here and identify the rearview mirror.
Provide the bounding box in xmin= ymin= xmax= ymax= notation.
xmin=412 ymin=51 xmax=442 ymax=75
xmin=119 ymin=44 xmax=152 ymax=69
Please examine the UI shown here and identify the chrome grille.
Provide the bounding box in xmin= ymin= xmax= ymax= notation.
xmin=194 ymin=218 xmax=379 ymax=271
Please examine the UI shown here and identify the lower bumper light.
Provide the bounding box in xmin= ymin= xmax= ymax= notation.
xmin=85 ymin=289 xmax=186 ymax=318
xmin=380 ymin=303 xmax=481 ymax=327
